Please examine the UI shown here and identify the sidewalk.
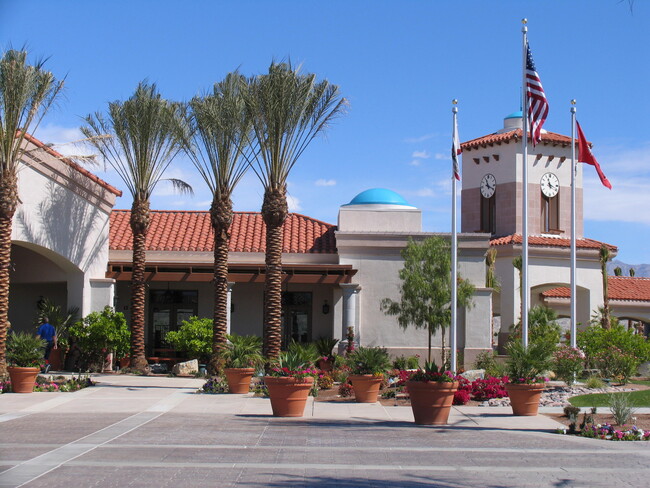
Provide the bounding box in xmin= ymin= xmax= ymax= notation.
xmin=0 ymin=373 xmax=566 ymax=430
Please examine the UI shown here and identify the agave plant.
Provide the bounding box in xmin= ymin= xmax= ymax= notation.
xmin=346 ymin=347 xmax=392 ymax=376
xmin=223 ymin=334 xmax=264 ymax=369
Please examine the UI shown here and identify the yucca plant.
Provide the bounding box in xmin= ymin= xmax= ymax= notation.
xmin=7 ymin=332 xmax=45 ymax=368
xmin=223 ymin=334 xmax=264 ymax=369
xmin=505 ymin=340 xmax=553 ymax=384
xmin=346 ymin=347 xmax=392 ymax=376
xmin=314 ymin=337 xmax=339 ymax=361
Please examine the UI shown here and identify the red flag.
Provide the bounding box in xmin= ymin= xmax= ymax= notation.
xmin=576 ymin=121 xmax=612 ymax=190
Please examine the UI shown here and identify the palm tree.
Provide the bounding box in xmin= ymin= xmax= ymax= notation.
xmin=0 ymin=50 xmax=64 ymax=375
xmin=245 ymin=62 xmax=345 ymax=360
xmin=599 ymin=244 xmax=611 ymax=330
xmin=81 ymin=82 xmax=191 ymax=371
xmin=184 ymin=72 xmax=253 ymax=374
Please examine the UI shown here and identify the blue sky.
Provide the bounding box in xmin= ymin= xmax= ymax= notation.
xmin=2 ymin=0 xmax=648 ymax=264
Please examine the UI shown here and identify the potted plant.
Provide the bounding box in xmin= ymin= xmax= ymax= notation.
xmin=35 ymin=297 xmax=79 ymax=371
xmin=504 ymin=340 xmax=553 ymax=416
xmin=222 ymin=334 xmax=264 ymax=394
xmin=406 ymin=361 xmax=459 ymax=425
xmin=7 ymin=332 xmax=46 ymax=393
xmin=265 ymin=351 xmax=317 ymax=417
xmin=346 ymin=346 xmax=391 ymax=403
xmin=314 ymin=337 xmax=339 ymax=372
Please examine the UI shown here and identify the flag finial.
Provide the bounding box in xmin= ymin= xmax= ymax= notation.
xmin=522 ymin=18 xmax=528 ymax=24
xmin=571 ymin=99 xmax=577 ymax=105
xmin=452 ymin=99 xmax=458 ymax=105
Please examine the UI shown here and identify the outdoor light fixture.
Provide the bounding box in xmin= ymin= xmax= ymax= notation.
xmin=322 ymin=300 xmax=330 ymax=315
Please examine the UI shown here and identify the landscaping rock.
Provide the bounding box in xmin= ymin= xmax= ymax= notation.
xmin=461 ymin=369 xmax=485 ymax=382
xmin=172 ymin=359 xmax=198 ymax=376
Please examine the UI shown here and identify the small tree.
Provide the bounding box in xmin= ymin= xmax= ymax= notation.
xmin=381 ymin=237 xmax=474 ymax=363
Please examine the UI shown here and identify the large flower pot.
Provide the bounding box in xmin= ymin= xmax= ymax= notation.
xmin=7 ymin=367 xmax=40 ymax=393
xmin=224 ymin=368 xmax=255 ymax=394
xmin=505 ymin=383 xmax=545 ymax=416
xmin=349 ymin=374 xmax=383 ymax=403
xmin=407 ymin=380 xmax=459 ymax=425
xmin=265 ymin=376 xmax=314 ymax=417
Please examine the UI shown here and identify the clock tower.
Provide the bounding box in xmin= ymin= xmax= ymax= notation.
xmin=460 ymin=111 xmax=583 ymax=239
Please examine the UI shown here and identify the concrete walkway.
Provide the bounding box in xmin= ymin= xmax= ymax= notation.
xmin=0 ymin=374 xmax=648 ymax=487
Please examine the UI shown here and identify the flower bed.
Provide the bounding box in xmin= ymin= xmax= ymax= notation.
xmin=558 ymin=423 xmax=650 ymax=441
xmin=0 ymin=374 xmax=94 ymax=393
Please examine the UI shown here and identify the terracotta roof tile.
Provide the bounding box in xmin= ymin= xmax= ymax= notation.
xmin=110 ymin=210 xmax=336 ymax=254
xmin=543 ymin=277 xmax=650 ymax=302
xmin=22 ymin=133 xmax=122 ymax=196
xmin=461 ymin=129 xmax=576 ymax=152
xmin=490 ymin=233 xmax=617 ymax=251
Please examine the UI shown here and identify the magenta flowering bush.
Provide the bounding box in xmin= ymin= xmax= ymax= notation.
xmin=594 ymin=346 xmax=638 ymax=383
xmin=553 ymin=346 xmax=585 ymax=386
xmin=471 ymin=376 xmax=509 ymax=401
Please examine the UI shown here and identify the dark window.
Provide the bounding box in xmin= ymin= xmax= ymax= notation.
xmin=480 ymin=195 xmax=496 ymax=234
xmin=149 ymin=289 xmax=198 ymax=357
xmin=541 ymin=193 xmax=560 ymax=232
xmin=281 ymin=292 xmax=312 ymax=348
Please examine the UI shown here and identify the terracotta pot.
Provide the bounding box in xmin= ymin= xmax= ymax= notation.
xmin=316 ymin=358 xmax=334 ymax=372
xmin=48 ymin=348 xmax=65 ymax=371
xmin=265 ymin=376 xmax=314 ymax=417
xmin=7 ymin=367 xmax=40 ymax=393
xmin=407 ymin=380 xmax=459 ymax=425
xmin=224 ymin=368 xmax=255 ymax=394
xmin=119 ymin=356 xmax=131 ymax=368
xmin=349 ymin=374 xmax=383 ymax=403
xmin=505 ymin=383 xmax=545 ymax=416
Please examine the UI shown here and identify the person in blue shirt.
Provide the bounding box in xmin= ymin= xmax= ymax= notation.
xmin=37 ymin=317 xmax=57 ymax=373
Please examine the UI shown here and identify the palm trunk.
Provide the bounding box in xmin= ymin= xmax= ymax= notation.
xmin=129 ymin=199 xmax=150 ymax=371
xmin=0 ymin=172 xmax=17 ymax=376
xmin=262 ymin=187 xmax=288 ymax=361
xmin=209 ymin=195 xmax=232 ymax=375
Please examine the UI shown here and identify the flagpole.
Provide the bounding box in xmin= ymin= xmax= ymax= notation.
xmin=570 ymin=100 xmax=577 ymax=348
xmin=521 ymin=19 xmax=529 ymax=347
xmin=451 ymin=100 xmax=459 ymax=373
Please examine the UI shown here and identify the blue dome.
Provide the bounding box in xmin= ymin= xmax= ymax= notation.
xmin=505 ymin=110 xmax=523 ymax=119
xmin=345 ymin=188 xmax=411 ymax=206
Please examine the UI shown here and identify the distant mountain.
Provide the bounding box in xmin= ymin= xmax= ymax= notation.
xmin=607 ymin=259 xmax=650 ymax=278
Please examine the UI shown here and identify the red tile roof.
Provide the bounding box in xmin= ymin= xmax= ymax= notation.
xmin=110 ymin=210 xmax=336 ymax=254
xmin=490 ymin=233 xmax=617 ymax=251
xmin=461 ymin=129 xmax=577 ymax=151
xmin=23 ymin=133 xmax=122 ymax=196
xmin=542 ymin=277 xmax=650 ymax=302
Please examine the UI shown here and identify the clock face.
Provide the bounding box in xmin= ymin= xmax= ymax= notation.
xmin=540 ymin=172 xmax=560 ymax=198
xmin=480 ymin=174 xmax=496 ymax=199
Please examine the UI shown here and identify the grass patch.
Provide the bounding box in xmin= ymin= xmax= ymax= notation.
xmin=630 ymin=380 xmax=650 ymax=387
xmin=570 ymin=390 xmax=650 ymax=407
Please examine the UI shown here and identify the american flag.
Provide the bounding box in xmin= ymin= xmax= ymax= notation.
xmin=451 ymin=113 xmax=461 ymax=181
xmin=525 ymin=42 xmax=549 ymax=146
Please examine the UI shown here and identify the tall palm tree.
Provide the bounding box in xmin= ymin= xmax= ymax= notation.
xmin=245 ymin=62 xmax=345 ymax=360
xmin=184 ymin=72 xmax=253 ymax=374
xmin=0 ymin=50 xmax=64 ymax=375
xmin=599 ymin=244 xmax=611 ymax=330
xmin=81 ymin=82 xmax=191 ymax=371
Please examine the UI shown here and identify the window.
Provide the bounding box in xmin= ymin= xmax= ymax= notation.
xmin=149 ymin=289 xmax=198 ymax=356
xmin=541 ymin=193 xmax=560 ymax=233
xmin=480 ymin=195 xmax=496 ymax=234
xmin=281 ymin=292 xmax=312 ymax=348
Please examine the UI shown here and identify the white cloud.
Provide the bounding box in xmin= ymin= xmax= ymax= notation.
xmin=412 ymin=150 xmax=431 ymax=159
xmin=414 ymin=188 xmax=435 ymax=197
xmin=408 ymin=159 xmax=421 ymax=167
xmin=404 ymin=133 xmax=436 ymax=143
xmin=287 ymin=194 xmax=302 ymax=212
xmin=315 ymin=178 xmax=336 ymax=186
xmin=434 ymin=153 xmax=450 ymax=161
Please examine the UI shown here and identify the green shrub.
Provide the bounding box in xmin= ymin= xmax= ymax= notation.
xmin=392 ymin=355 xmax=420 ymax=370
xmin=585 ymin=376 xmax=605 ymax=389
xmin=511 ymin=306 xmax=561 ymax=357
xmin=69 ymin=307 xmax=130 ymax=371
xmin=165 ymin=316 xmax=211 ymax=363
xmin=577 ymin=324 xmax=650 ymax=383
xmin=287 ymin=341 xmax=319 ymax=365
xmin=473 ymin=350 xmax=506 ymax=377
xmin=314 ymin=337 xmax=339 ymax=360
xmin=553 ymin=346 xmax=585 ymax=386
xmin=505 ymin=340 xmax=553 ymax=383
xmin=7 ymin=332 xmax=46 ymax=367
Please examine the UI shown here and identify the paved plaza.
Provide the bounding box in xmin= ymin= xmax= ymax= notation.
xmin=0 ymin=374 xmax=649 ymax=487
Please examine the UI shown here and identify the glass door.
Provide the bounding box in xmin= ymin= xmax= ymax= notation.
xmin=149 ymin=289 xmax=198 ymax=356
xmin=281 ymin=292 xmax=312 ymax=348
